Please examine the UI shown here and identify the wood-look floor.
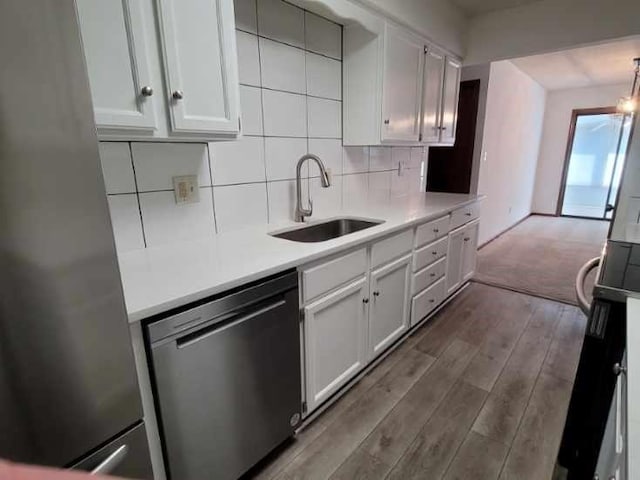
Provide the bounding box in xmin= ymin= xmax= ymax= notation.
xmin=244 ymin=283 xmax=587 ymax=480
xmin=474 ymin=215 xmax=608 ymax=305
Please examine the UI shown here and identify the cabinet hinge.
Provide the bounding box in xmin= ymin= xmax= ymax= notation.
xmin=302 ymin=401 xmax=307 ymax=414
xmin=419 ymin=133 xmax=423 ymax=142
xmin=424 ymin=46 xmax=428 ymax=54
xmin=300 ymin=309 xmax=304 ymax=322
xmin=238 ymin=116 xmax=242 ymax=132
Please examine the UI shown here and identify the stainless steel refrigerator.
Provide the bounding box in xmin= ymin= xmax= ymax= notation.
xmin=0 ymin=0 xmax=152 ymax=477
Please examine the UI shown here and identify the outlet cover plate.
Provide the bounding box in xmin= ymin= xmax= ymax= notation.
xmin=173 ymin=175 xmax=200 ymax=204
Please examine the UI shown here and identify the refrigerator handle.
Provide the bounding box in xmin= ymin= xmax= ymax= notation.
xmin=90 ymin=444 xmax=129 ymax=475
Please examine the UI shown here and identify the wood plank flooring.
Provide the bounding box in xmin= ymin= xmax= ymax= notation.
xmin=244 ymin=282 xmax=587 ymax=480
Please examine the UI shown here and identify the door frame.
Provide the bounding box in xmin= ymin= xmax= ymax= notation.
xmin=555 ymin=106 xmax=618 ymax=219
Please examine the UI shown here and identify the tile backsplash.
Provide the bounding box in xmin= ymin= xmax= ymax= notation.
xmin=100 ymin=0 xmax=426 ymax=253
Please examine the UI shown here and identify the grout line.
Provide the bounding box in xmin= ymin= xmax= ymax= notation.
xmin=251 ymin=83 xmax=342 ymax=102
xmin=127 ymin=142 xmax=148 ymax=248
xmin=236 ymin=27 xmax=342 ymax=62
xmin=205 ymin=143 xmax=219 ymax=234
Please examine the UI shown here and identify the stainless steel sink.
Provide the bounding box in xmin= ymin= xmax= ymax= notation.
xmin=270 ymin=218 xmax=384 ymax=243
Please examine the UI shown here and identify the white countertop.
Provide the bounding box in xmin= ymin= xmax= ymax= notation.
xmin=118 ymin=192 xmax=481 ymax=322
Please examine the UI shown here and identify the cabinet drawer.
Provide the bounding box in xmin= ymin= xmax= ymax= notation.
xmin=412 ymin=257 xmax=446 ymax=295
xmin=302 ymin=248 xmax=367 ymax=302
xmin=371 ymin=229 xmax=413 ymax=268
xmin=450 ymin=202 xmax=480 ymax=230
xmin=411 ymin=278 xmax=445 ymax=325
xmin=415 ymin=215 xmax=450 ymax=247
xmin=413 ymin=236 xmax=448 ymax=271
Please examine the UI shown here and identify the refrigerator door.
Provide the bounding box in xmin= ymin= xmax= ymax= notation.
xmin=0 ymin=0 xmax=143 ymax=469
xmin=72 ymin=423 xmax=152 ymax=479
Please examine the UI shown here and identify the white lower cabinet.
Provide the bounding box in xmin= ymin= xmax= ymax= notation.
xmin=303 ymin=277 xmax=369 ymax=414
xmin=369 ymin=254 xmax=412 ymax=358
xmin=446 ymin=220 xmax=479 ymax=295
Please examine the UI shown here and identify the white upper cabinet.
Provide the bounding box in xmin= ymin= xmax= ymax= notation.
xmin=76 ymin=0 xmax=158 ymax=131
xmin=420 ymin=48 xmax=445 ymax=144
xmin=380 ymin=25 xmax=423 ymax=143
xmin=440 ymin=58 xmax=461 ymax=145
xmin=343 ymin=21 xmax=460 ymax=146
xmin=156 ymin=0 xmax=240 ymax=134
xmin=76 ymin=0 xmax=240 ymax=139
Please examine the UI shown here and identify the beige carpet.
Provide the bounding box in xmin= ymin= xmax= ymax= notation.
xmin=474 ymin=215 xmax=609 ymax=305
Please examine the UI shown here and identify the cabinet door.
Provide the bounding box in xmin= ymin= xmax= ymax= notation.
xmin=76 ymin=0 xmax=157 ymax=130
xmin=461 ymin=221 xmax=479 ymax=282
xmin=156 ymin=0 xmax=240 ymax=134
xmin=303 ymin=277 xmax=369 ymax=413
xmin=369 ymin=255 xmax=412 ymax=358
xmin=381 ymin=24 xmax=424 ymax=143
xmin=420 ymin=48 xmax=445 ymax=143
xmin=440 ymin=58 xmax=461 ymax=144
xmin=446 ymin=227 xmax=464 ymax=295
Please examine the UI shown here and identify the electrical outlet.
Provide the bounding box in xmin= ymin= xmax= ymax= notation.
xmin=173 ymin=175 xmax=200 ymax=204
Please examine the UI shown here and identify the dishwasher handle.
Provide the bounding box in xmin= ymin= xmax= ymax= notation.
xmin=176 ymin=298 xmax=286 ymax=348
xmin=576 ymin=257 xmax=600 ymax=316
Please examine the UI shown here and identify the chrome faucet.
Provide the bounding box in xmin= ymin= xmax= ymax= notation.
xmin=295 ymin=154 xmax=331 ymax=222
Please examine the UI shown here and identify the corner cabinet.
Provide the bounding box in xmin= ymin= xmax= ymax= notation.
xmin=75 ymin=0 xmax=240 ymax=140
xmin=343 ymin=21 xmax=461 ymax=146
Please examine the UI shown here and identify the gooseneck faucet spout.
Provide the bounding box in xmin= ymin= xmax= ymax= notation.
xmin=295 ymin=154 xmax=331 ymax=222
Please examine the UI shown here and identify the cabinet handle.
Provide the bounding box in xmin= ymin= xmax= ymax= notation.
xmin=140 ymin=85 xmax=153 ymax=97
xmin=433 ymin=228 xmax=439 ymax=233
xmin=464 ymin=237 xmax=470 ymax=242
xmin=384 ymin=119 xmax=390 ymax=125
xmin=172 ymin=90 xmax=184 ymax=100
xmin=432 ymin=251 xmax=438 ymax=255
xmin=465 ymin=212 xmax=472 ymax=216
xmin=430 ymin=273 xmax=436 ymax=277
xmin=373 ymin=291 xmax=380 ymax=297
xmin=441 ymin=126 xmax=447 ymax=131
xmin=429 ymin=299 xmax=435 ymax=304
xmin=613 ymin=363 xmax=626 ymax=376
xmin=362 ymin=298 xmax=369 ymax=304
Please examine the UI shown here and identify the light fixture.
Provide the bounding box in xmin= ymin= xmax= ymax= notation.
xmin=617 ymin=57 xmax=640 ymax=114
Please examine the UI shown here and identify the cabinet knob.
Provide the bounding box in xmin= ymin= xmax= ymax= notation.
xmin=384 ymin=119 xmax=390 ymax=125
xmin=441 ymin=126 xmax=447 ymax=131
xmin=140 ymin=85 xmax=153 ymax=97
xmin=432 ymin=251 xmax=438 ymax=255
xmin=433 ymin=228 xmax=439 ymax=233
xmin=429 ymin=299 xmax=435 ymax=303
xmin=613 ymin=363 xmax=626 ymax=376
xmin=172 ymin=90 xmax=184 ymax=100
xmin=464 ymin=237 xmax=470 ymax=242
xmin=430 ymin=273 xmax=436 ymax=277
xmin=362 ymin=298 xmax=369 ymax=304
xmin=373 ymin=291 xmax=380 ymax=297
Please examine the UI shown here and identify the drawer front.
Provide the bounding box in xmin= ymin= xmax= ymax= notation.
xmin=412 ymin=257 xmax=446 ymax=295
xmin=371 ymin=229 xmax=413 ymax=268
xmin=450 ymin=202 xmax=480 ymax=230
xmin=416 ymin=215 xmax=450 ymax=247
xmin=411 ymin=277 xmax=445 ymax=325
xmin=302 ymin=248 xmax=367 ymax=302
xmin=413 ymin=236 xmax=448 ymax=271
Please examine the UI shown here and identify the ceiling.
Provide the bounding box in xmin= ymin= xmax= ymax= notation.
xmin=510 ymin=37 xmax=640 ymax=90
xmin=447 ymin=0 xmax=540 ymax=17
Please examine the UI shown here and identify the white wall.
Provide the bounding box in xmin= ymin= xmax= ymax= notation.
xmin=477 ymin=61 xmax=546 ymax=245
xmin=465 ymin=0 xmax=640 ymax=65
xmin=531 ymin=83 xmax=629 ymax=214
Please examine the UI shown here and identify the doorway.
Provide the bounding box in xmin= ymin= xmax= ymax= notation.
xmin=557 ymin=107 xmax=632 ymax=219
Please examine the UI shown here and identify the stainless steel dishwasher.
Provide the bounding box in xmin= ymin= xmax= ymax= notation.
xmin=146 ymin=270 xmax=301 ymax=480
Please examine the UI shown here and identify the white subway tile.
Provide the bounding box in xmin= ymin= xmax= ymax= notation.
xmin=99 ymin=142 xmax=136 ymax=194
xmin=239 ymin=85 xmax=264 ymax=135
xmin=305 ymin=11 xmax=341 ymax=60
xmin=343 ymin=146 xmax=369 ymax=174
xmin=259 ymin=37 xmax=305 ymax=94
xmin=369 ymin=146 xmax=392 ymax=171
xmin=310 ymin=174 xmax=342 ymax=216
xmin=234 ymin=0 xmax=257 ymax=33
xmin=307 ymin=97 xmax=341 ymax=138
xmin=213 ymin=183 xmax=268 ymax=232
xmin=392 ymin=147 xmax=411 ymax=170
xmin=306 ymin=52 xmax=341 ymax=100
xmin=139 ymin=189 xmax=215 ymax=246
xmin=262 ymin=90 xmax=307 ymax=137
xmin=264 ymin=137 xmax=308 ymax=180
xmin=308 ymin=138 xmax=342 ymax=177
xmin=131 ymin=143 xmax=210 ymax=191
xmin=368 ymin=171 xmax=391 ymax=203
xmin=342 ymin=173 xmax=368 ymax=211
xmin=209 ymin=136 xmax=265 ymax=185
xmin=267 ymin=179 xmax=301 ymax=224
xmin=257 ymin=0 xmax=304 ymax=48
xmin=236 ymin=31 xmax=260 ymax=86
xmin=407 ymin=168 xmax=424 ymax=193
xmin=107 ymin=194 xmax=145 ymax=252
xmin=410 ymin=147 xmax=425 ymax=168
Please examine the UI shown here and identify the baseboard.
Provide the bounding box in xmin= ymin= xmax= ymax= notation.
xmin=478 ymin=213 xmax=531 ymax=249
